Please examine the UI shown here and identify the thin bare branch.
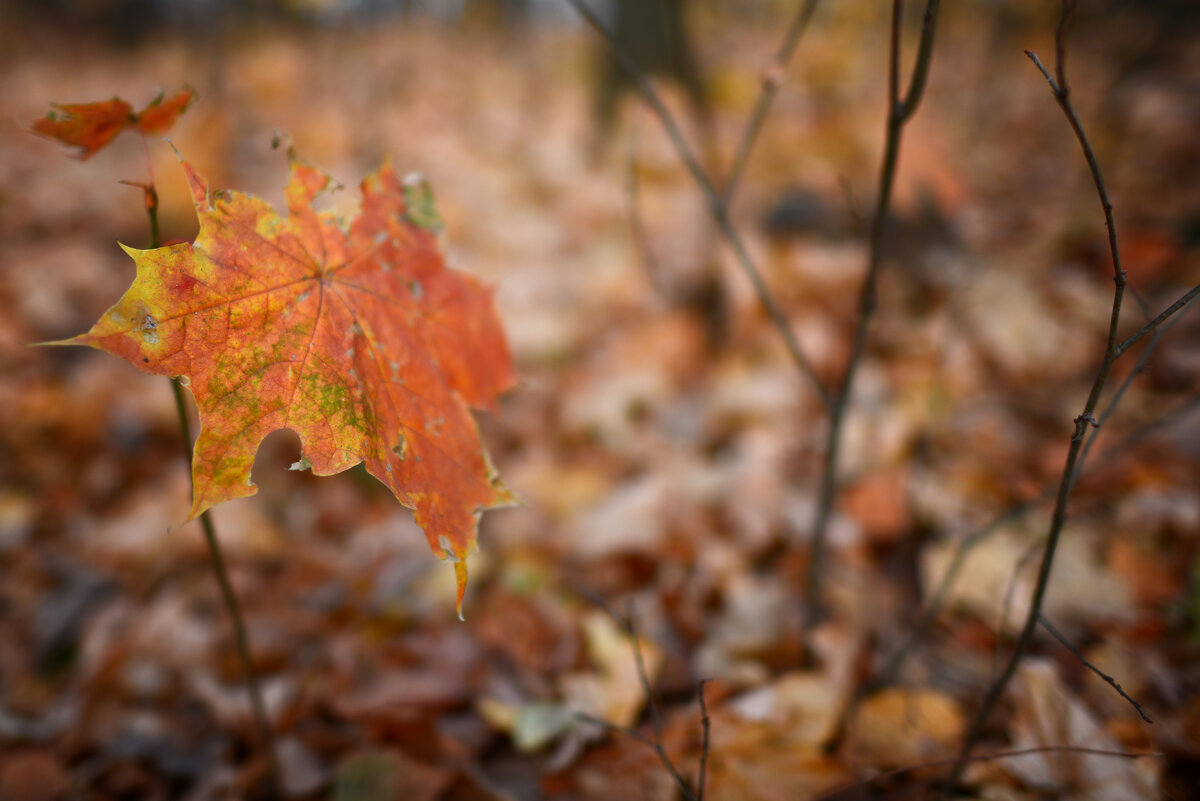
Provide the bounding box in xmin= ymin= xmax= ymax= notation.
xmin=951 ymin=2 xmax=1137 ymax=783
xmin=722 ymin=0 xmax=822 ymax=204
xmin=564 ymin=0 xmax=831 ymax=409
xmin=804 ymin=0 xmax=942 ymax=629
xmin=1038 ymin=613 xmax=1152 ymax=723
xmin=1115 ymin=282 xmax=1200 ymax=358
xmin=575 ymin=593 xmax=705 ymax=801
xmin=144 ymin=155 xmax=278 ymax=796
xmin=697 ymin=679 xmax=711 ymax=801
xmin=625 ymin=118 xmax=664 ymax=295
xmin=871 ymin=278 xmax=1185 ymax=696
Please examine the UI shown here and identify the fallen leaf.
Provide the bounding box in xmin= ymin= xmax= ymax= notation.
xmin=562 ymin=610 xmax=663 ymax=728
xmin=844 ymin=688 xmax=965 ymax=768
xmin=333 ymin=749 xmax=450 ymax=801
xmin=921 ymin=529 xmax=1133 ymax=633
xmin=56 ymin=152 xmax=514 ymax=614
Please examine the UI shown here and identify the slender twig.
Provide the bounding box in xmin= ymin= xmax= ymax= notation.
xmin=575 ymin=710 xmax=697 ymax=801
xmin=722 ymin=0 xmax=822 ymax=205
xmin=135 ymin=137 xmax=279 ymax=794
xmin=1038 ymin=613 xmax=1152 ymax=723
xmin=168 ymin=382 xmax=279 ymax=793
xmin=697 ymin=679 xmax=711 ymax=801
xmin=564 ymin=0 xmax=831 ymax=408
xmin=1114 ymin=282 xmax=1200 ymax=358
xmin=575 ymin=592 xmax=710 ymax=801
xmin=625 ymin=126 xmax=664 ymax=295
xmin=992 ymin=537 xmax=1045 ymax=684
xmin=805 ymin=0 xmax=942 ymax=629
xmin=949 ymin=2 xmax=1137 ymax=786
xmin=870 ymin=362 xmax=1196 ymax=693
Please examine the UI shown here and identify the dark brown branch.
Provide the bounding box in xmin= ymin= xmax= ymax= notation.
xmin=804 ymin=0 xmax=942 ymax=629
xmin=1038 ymin=613 xmax=1152 ymax=723
xmin=697 ymin=679 xmax=711 ymax=801
xmin=564 ymin=0 xmax=831 ymax=409
xmin=575 ymin=593 xmax=708 ymax=801
xmin=1114 ymin=282 xmax=1200 ymax=358
xmin=722 ymin=0 xmax=822 ymax=204
xmin=950 ymin=2 xmax=1134 ymax=784
xmin=871 ymin=318 xmax=1188 ymax=694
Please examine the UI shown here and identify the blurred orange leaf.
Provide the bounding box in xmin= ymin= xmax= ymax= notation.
xmin=58 ymin=151 xmax=515 ymax=615
xmin=33 ymin=88 xmax=195 ymax=159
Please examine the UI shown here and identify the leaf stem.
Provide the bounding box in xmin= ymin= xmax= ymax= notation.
xmin=143 ymin=170 xmax=280 ymax=797
xmin=167 ymin=380 xmax=280 ymax=794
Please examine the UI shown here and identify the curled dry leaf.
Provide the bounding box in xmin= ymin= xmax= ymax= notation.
xmin=32 ymin=88 xmax=196 ymax=159
xmin=53 ymin=151 xmax=515 ymax=616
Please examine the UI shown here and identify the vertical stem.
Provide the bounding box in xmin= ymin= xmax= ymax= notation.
xmin=168 ymin=382 xmax=279 ymax=794
xmin=805 ymin=0 xmax=941 ymax=629
xmin=136 ymin=149 xmax=279 ymax=794
xmin=696 ymin=679 xmax=711 ymax=801
xmin=947 ymin=4 xmax=1134 ymax=790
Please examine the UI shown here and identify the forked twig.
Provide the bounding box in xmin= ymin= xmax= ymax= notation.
xmin=564 ymin=0 xmax=831 ymax=408
xmin=575 ymin=593 xmax=710 ymax=801
xmin=805 ymin=0 xmax=942 ymax=629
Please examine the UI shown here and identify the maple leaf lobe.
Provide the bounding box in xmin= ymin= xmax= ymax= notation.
xmin=71 ymin=153 xmax=515 ymax=616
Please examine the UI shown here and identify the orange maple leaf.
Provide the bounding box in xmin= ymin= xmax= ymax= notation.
xmin=33 ymin=88 xmax=195 ymax=159
xmin=59 ymin=152 xmax=516 ymax=615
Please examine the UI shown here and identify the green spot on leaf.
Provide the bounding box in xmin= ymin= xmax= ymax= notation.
xmin=403 ymin=175 xmax=443 ymax=233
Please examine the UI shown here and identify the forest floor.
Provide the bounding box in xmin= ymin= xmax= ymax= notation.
xmin=2 ymin=4 xmax=1199 ymax=800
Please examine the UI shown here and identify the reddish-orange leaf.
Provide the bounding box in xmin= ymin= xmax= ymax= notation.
xmin=33 ymin=88 xmax=194 ymax=159
xmin=135 ymin=88 xmax=196 ymax=135
xmin=32 ymin=97 xmax=134 ymax=159
xmin=61 ymin=151 xmax=515 ymax=616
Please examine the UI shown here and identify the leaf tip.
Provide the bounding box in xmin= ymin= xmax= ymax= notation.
xmin=454 ymin=559 xmax=468 ymax=622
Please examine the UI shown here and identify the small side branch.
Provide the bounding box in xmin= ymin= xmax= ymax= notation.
xmin=564 ymin=0 xmax=830 ymax=409
xmin=1115 ymin=282 xmax=1200 ymax=358
xmin=577 ymin=595 xmax=710 ymax=801
xmin=1038 ymin=613 xmax=1152 ymax=723
xmin=722 ymin=0 xmax=822 ymax=204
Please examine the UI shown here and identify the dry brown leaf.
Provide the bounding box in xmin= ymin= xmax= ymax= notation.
xmin=844 ymin=687 xmax=965 ymax=768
